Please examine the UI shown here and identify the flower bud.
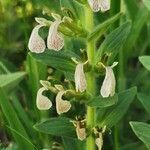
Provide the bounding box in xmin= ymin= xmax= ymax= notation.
xmin=100 ymin=62 xmax=118 ymax=98
xmin=28 ymin=25 xmax=46 ymax=53
xmin=36 ymin=87 xmax=52 ymax=110
xmin=56 ymin=91 xmax=71 ymax=115
xmin=74 ymin=63 xmax=87 ymax=92
xmin=47 ymin=20 xmax=64 ymax=51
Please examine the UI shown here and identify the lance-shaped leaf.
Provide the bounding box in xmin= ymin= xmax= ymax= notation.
xmin=137 ymin=93 xmax=150 ymax=115
xmin=88 ymin=12 xmax=123 ymax=41
xmin=0 ymin=89 xmax=34 ymax=150
xmin=96 ymin=21 xmax=131 ymax=62
xmin=60 ymin=0 xmax=84 ymax=21
xmin=143 ymin=0 xmax=150 ymax=10
xmin=99 ymin=87 xmax=137 ymax=128
xmin=130 ymin=122 xmax=150 ymax=150
xmin=30 ymin=50 xmax=80 ymax=73
xmin=87 ymin=94 xmax=118 ymax=108
xmin=124 ymin=7 xmax=149 ymax=53
xmin=34 ymin=117 xmax=77 ymax=138
xmin=0 ymin=72 xmax=26 ymax=92
xmin=139 ymin=56 xmax=150 ymax=71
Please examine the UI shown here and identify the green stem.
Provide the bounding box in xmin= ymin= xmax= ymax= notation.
xmin=85 ymin=6 xmax=96 ymax=150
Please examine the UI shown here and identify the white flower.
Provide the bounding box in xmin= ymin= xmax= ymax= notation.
xmin=100 ymin=62 xmax=118 ymax=98
xmin=88 ymin=0 xmax=110 ymax=12
xmin=47 ymin=19 xmax=64 ymax=51
xmin=74 ymin=63 xmax=87 ymax=92
xmin=56 ymin=91 xmax=71 ymax=115
xmin=28 ymin=25 xmax=46 ymax=53
xmin=36 ymin=87 xmax=52 ymax=110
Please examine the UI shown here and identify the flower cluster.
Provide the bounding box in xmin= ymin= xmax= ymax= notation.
xmin=29 ymin=1 xmax=113 ymax=149
xmin=28 ymin=14 xmax=64 ymax=53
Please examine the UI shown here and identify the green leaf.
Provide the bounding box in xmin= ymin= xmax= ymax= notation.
xmin=143 ymin=0 xmax=150 ymax=10
xmin=139 ymin=56 xmax=150 ymax=71
xmin=137 ymin=93 xmax=150 ymax=115
xmin=60 ymin=0 xmax=84 ymax=21
xmin=130 ymin=121 xmax=150 ymax=149
xmin=0 ymin=72 xmax=26 ymax=91
xmin=0 ymin=61 xmax=10 ymax=74
xmin=124 ymin=7 xmax=149 ymax=53
xmin=32 ymin=0 xmax=61 ymax=13
xmin=0 ymin=88 xmax=34 ymax=150
xmin=30 ymin=50 xmax=79 ymax=73
xmin=96 ymin=21 xmax=131 ymax=62
xmin=6 ymin=126 xmax=38 ymax=150
xmin=62 ymin=137 xmax=85 ymax=150
xmin=34 ymin=117 xmax=76 ymax=138
xmin=87 ymin=94 xmax=118 ymax=108
xmin=99 ymin=87 xmax=137 ymax=128
xmin=123 ymin=0 xmax=138 ymax=20
xmin=26 ymin=54 xmax=47 ymax=103
xmin=88 ymin=12 xmax=123 ymax=41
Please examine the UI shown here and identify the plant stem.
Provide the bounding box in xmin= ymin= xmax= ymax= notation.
xmin=85 ymin=5 xmax=96 ymax=150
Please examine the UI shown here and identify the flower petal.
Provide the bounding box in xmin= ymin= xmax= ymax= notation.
xmin=95 ymin=133 xmax=103 ymax=150
xmin=47 ymin=20 xmax=64 ymax=51
xmin=56 ymin=91 xmax=71 ymax=115
xmin=36 ymin=87 xmax=52 ymax=110
xmin=100 ymin=66 xmax=116 ymax=97
xmin=74 ymin=63 xmax=87 ymax=92
xmin=100 ymin=0 xmax=110 ymax=12
xmin=28 ymin=25 xmax=46 ymax=53
xmin=76 ymin=127 xmax=86 ymax=141
xmin=88 ymin=0 xmax=101 ymax=12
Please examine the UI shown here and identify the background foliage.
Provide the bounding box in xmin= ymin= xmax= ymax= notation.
xmin=0 ymin=0 xmax=150 ymax=150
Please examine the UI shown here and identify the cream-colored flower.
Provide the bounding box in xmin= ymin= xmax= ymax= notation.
xmin=36 ymin=87 xmax=52 ymax=110
xmin=47 ymin=19 xmax=64 ymax=51
xmin=95 ymin=133 xmax=103 ymax=150
xmin=74 ymin=63 xmax=87 ymax=92
xmin=88 ymin=0 xmax=101 ymax=12
xmin=28 ymin=25 xmax=46 ymax=53
xmin=100 ymin=62 xmax=118 ymax=98
xmin=88 ymin=0 xmax=110 ymax=12
xmin=56 ymin=91 xmax=71 ymax=115
xmin=71 ymin=119 xmax=86 ymax=141
xmin=100 ymin=0 xmax=110 ymax=12
xmin=76 ymin=125 xmax=86 ymax=141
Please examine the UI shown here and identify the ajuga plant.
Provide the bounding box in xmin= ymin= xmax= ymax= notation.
xmin=0 ymin=0 xmax=150 ymax=150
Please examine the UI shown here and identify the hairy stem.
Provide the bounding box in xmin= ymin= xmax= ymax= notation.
xmin=85 ymin=5 xmax=96 ymax=150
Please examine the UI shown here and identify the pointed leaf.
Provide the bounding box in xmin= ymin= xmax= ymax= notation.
xmin=30 ymin=50 xmax=79 ymax=73
xmin=96 ymin=22 xmax=131 ymax=62
xmin=137 ymin=93 xmax=150 ymax=115
xmin=88 ymin=12 xmax=123 ymax=41
xmin=87 ymin=94 xmax=118 ymax=108
xmin=99 ymin=87 xmax=137 ymax=128
xmin=139 ymin=56 xmax=150 ymax=71
xmin=34 ymin=117 xmax=76 ymax=138
xmin=0 ymin=72 xmax=26 ymax=91
xmin=130 ymin=121 xmax=150 ymax=149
